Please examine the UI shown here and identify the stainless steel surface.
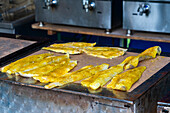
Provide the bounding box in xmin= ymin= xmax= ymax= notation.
xmin=1 ymin=79 xmax=169 ymax=113
xmin=0 ymin=0 xmax=35 ymax=34
xmin=0 ymin=81 xmax=133 ymax=113
xmin=0 ymin=28 xmax=15 ymax=34
xmin=157 ymin=102 xmax=170 ymax=113
xmin=0 ymin=14 xmax=34 ymax=29
xmin=123 ymin=0 xmax=170 ymax=33
xmin=0 ymin=64 xmax=169 ymax=113
xmin=34 ymin=0 xmax=122 ymax=30
xmin=0 ymin=14 xmax=34 ymax=34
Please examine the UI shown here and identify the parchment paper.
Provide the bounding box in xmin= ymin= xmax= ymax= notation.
xmin=31 ymin=50 xmax=170 ymax=92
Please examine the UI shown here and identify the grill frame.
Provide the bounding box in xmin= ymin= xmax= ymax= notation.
xmin=0 ymin=40 xmax=169 ymax=112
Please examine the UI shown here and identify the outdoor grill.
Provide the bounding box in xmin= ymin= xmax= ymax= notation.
xmin=34 ymin=0 xmax=122 ymax=32
xmin=0 ymin=0 xmax=35 ymax=34
xmin=123 ymin=0 xmax=170 ymax=35
xmin=0 ymin=37 xmax=169 ymax=113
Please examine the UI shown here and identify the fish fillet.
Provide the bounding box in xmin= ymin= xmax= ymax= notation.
xmin=19 ymin=59 xmax=69 ymax=77
xmin=81 ymin=56 xmax=135 ymax=89
xmin=2 ymin=53 xmax=52 ymax=74
xmin=107 ymin=66 xmax=146 ymax=91
xmin=42 ymin=46 xmax=83 ymax=54
xmin=50 ymin=42 xmax=96 ymax=48
xmin=83 ymin=47 xmax=127 ymax=59
xmin=124 ymin=46 xmax=161 ymax=70
xmin=45 ymin=63 xmax=109 ymax=89
xmin=18 ymin=54 xmax=69 ymax=73
xmin=33 ymin=60 xmax=77 ymax=83
xmin=83 ymin=65 xmax=123 ymax=90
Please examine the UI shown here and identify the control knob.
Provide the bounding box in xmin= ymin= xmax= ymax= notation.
xmin=137 ymin=4 xmax=150 ymax=16
xmin=83 ymin=0 xmax=95 ymax=12
xmin=44 ymin=0 xmax=58 ymax=9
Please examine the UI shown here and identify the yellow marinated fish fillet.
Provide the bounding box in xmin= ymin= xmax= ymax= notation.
xmin=139 ymin=46 xmax=161 ymax=58
xmin=33 ymin=60 xmax=77 ymax=83
xmin=2 ymin=53 xmax=52 ymax=74
xmin=19 ymin=59 xmax=69 ymax=77
xmin=107 ymin=66 xmax=146 ymax=91
xmin=18 ymin=54 xmax=69 ymax=74
xmin=50 ymin=42 xmax=96 ymax=48
xmin=42 ymin=46 xmax=83 ymax=54
xmin=45 ymin=63 xmax=109 ymax=89
xmin=124 ymin=46 xmax=161 ymax=70
xmin=81 ymin=56 xmax=135 ymax=89
xmin=44 ymin=65 xmax=93 ymax=89
xmin=83 ymin=47 xmax=127 ymax=59
xmin=82 ymin=64 xmax=123 ymax=90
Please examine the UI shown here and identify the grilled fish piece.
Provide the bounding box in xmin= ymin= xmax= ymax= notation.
xmin=18 ymin=54 xmax=69 ymax=74
xmin=2 ymin=53 xmax=53 ymax=74
xmin=82 ymin=65 xmax=123 ymax=90
xmin=44 ymin=65 xmax=93 ymax=89
xmin=50 ymin=42 xmax=96 ymax=48
xmin=139 ymin=46 xmax=161 ymax=58
xmin=107 ymin=66 xmax=146 ymax=91
xmin=45 ymin=63 xmax=109 ymax=89
xmin=19 ymin=59 xmax=69 ymax=77
xmin=124 ymin=46 xmax=161 ymax=70
xmin=42 ymin=46 xmax=83 ymax=54
xmin=83 ymin=47 xmax=127 ymax=59
xmin=33 ymin=60 xmax=77 ymax=83
xmin=81 ymin=56 xmax=134 ymax=89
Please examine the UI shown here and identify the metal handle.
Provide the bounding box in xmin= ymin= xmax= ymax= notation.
xmin=137 ymin=4 xmax=150 ymax=16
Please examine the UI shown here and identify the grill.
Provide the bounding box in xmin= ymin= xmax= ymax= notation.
xmin=0 ymin=0 xmax=35 ymax=34
xmin=0 ymin=38 xmax=169 ymax=112
xmin=34 ymin=0 xmax=122 ymax=32
xmin=123 ymin=0 xmax=170 ymax=34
